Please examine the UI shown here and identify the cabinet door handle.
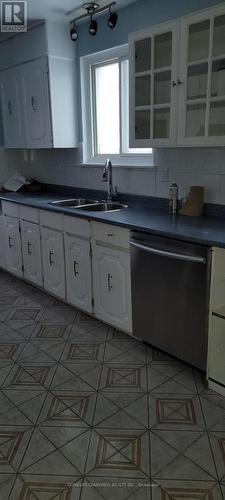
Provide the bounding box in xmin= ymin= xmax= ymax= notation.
xmin=31 ymin=96 xmax=37 ymax=111
xmin=27 ymin=242 xmax=32 ymax=255
xmin=172 ymin=79 xmax=183 ymax=87
xmin=8 ymin=100 xmax=12 ymax=115
xmin=49 ymin=250 xmax=54 ymax=266
xmin=8 ymin=236 xmax=14 ymax=248
xmin=74 ymin=260 xmax=79 ymax=277
xmin=107 ymin=273 xmax=112 ymax=292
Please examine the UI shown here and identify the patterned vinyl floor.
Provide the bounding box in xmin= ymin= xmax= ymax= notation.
xmin=0 ymin=269 xmax=224 ymax=500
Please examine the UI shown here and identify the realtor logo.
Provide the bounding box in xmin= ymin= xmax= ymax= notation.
xmin=1 ymin=1 xmax=27 ymax=32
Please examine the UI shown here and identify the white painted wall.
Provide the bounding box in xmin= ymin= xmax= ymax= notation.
xmin=1 ymin=147 xmax=225 ymax=205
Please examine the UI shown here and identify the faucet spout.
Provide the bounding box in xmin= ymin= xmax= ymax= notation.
xmin=102 ymin=159 xmax=116 ymax=203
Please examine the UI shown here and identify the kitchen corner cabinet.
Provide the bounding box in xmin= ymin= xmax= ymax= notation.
xmin=21 ymin=221 xmax=43 ymax=287
xmin=129 ymin=3 xmax=225 ymax=147
xmin=92 ymin=222 xmax=132 ymax=333
xmin=3 ymin=216 xmax=23 ymax=278
xmin=41 ymin=227 xmax=65 ymax=300
xmin=207 ymin=247 xmax=225 ymax=394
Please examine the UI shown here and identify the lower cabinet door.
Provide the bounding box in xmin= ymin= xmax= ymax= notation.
xmin=0 ymin=216 xmax=6 ymax=269
xmin=3 ymin=216 xmax=23 ymax=277
xmin=65 ymin=234 xmax=92 ymax=313
xmin=21 ymin=221 xmax=43 ymax=287
xmin=41 ymin=227 xmax=65 ymax=299
xmin=208 ymin=314 xmax=225 ymax=386
xmin=92 ymin=243 xmax=132 ymax=333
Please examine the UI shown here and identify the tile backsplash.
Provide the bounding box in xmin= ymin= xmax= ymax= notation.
xmin=1 ymin=146 xmax=225 ymax=204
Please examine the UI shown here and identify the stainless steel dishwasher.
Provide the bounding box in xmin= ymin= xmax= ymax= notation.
xmin=130 ymin=232 xmax=211 ymax=371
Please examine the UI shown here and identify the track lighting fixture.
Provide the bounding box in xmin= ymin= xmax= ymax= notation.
xmin=70 ymin=21 xmax=78 ymax=41
xmin=107 ymin=7 xmax=118 ymax=29
xmin=89 ymin=15 xmax=98 ymax=36
xmin=68 ymin=2 xmax=118 ymax=41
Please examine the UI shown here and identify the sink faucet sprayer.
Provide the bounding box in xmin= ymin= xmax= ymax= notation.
xmin=102 ymin=159 xmax=117 ymax=202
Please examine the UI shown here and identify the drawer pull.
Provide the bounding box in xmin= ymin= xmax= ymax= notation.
xmin=8 ymin=100 xmax=12 ymax=115
xmin=31 ymin=96 xmax=37 ymax=112
xmin=49 ymin=250 xmax=54 ymax=266
xmin=107 ymin=233 xmax=114 ymax=237
xmin=8 ymin=236 xmax=14 ymax=248
xmin=74 ymin=260 xmax=79 ymax=277
xmin=27 ymin=242 xmax=32 ymax=255
xmin=107 ymin=273 xmax=112 ymax=292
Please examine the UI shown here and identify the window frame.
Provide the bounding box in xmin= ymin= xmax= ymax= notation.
xmin=80 ymin=44 xmax=154 ymax=167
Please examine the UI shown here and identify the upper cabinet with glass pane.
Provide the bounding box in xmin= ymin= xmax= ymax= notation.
xmin=178 ymin=4 xmax=225 ymax=146
xmin=129 ymin=4 xmax=225 ymax=147
xmin=129 ymin=21 xmax=179 ymax=147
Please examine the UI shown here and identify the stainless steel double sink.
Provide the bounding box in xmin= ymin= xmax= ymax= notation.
xmin=49 ymin=198 xmax=128 ymax=212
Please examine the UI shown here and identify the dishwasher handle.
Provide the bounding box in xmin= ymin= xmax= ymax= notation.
xmin=131 ymin=241 xmax=206 ymax=264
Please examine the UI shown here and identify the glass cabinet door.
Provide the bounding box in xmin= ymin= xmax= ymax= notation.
xmin=179 ymin=7 xmax=225 ymax=144
xmin=129 ymin=21 xmax=179 ymax=147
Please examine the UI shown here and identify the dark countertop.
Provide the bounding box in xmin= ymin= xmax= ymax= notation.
xmin=1 ymin=191 xmax=225 ymax=248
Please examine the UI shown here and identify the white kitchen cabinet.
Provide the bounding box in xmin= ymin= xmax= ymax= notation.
xmin=0 ymin=58 xmax=52 ymax=149
xmin=3 ymin=216 xmax=23 ymax=277
xmin=0 ymin=216 xmax=6 ymax=269
xmin=21 ymin=58 xmax=52 ymax=148
xmin=41 ymin=227 xmax=65 ymax=299
xmin=208 ymin=314 xmax=225 ymax=388
xmin=21 ymin=221 xmax=43 ymax=287
xmin=129 ymin=3 xmax=225 ymax=147
xmin=178 ymin=5 xmax=225 ymax=146
xmin=129 ymin=20 xmax=179 ymax=147
xmin=207 ymin=247 xmax=225 ymax=395
xmin=0 ymin=22 xmax=78 ymax=149
xmin=65 ymin=234 xmax=92 ymax=313
xmin=0 ymin=67 xmax=24 ymax=148
xmin=92 ymin=243 xmax=132 ymax=333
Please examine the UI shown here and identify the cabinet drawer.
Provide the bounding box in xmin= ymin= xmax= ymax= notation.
xmin=40 ymin=210 xmax=63 ymax=230
xmin=91 ymin=222 xmax=130 ymax=249
xmin=20 ymin=205 xmax=39 ymax=223
xmin=64 ymin=216 xmax=90 ymax=238
xmin=1 ymin=201 xmax=19 ymax=218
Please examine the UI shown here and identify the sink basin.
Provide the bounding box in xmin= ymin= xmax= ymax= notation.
xmin=49 ymin=198 xmax=99 ymax=207
xmin=75 ymin=202 xmax=128 ymax=212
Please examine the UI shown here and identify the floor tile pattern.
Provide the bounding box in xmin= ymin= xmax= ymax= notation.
xmin=0 ymin=270 xmax=224 ymax=499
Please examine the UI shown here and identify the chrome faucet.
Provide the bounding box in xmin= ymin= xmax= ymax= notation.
xmin=102 ymin=159 xmax=116 ymax=202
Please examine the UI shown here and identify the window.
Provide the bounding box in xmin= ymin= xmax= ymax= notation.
xmin=81 ymin=45 xmax=152 ymax=165
xmin=94 ymin=61 xmax=120 ymax=155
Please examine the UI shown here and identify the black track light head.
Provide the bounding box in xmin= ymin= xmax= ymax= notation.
xmin=70 ymin=21 xmax=78 ymax=41
xmin=69 ymin=2 xmax=118 ymax=39
xmin=107 ymin=9 xmax=118 ymax=29
xmin=89 ymin=16 xmax=98 ymax=35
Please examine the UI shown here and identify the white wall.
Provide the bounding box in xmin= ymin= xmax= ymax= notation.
xmin=1 ymin=147 xmax=225 ymax=205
